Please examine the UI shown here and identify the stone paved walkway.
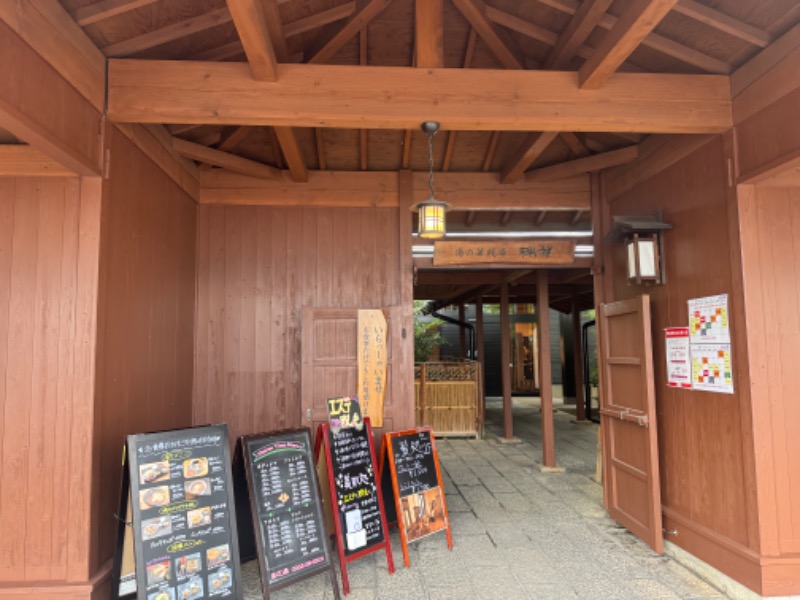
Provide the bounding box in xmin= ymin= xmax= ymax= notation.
xmin=243 ymin=398 xmax=726 ymax=599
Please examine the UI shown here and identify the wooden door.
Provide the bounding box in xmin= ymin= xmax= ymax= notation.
xmin=598 ymin=295 xmax=663 ymax=553
xmin=301 ymin=306 xmax=405 ymax=437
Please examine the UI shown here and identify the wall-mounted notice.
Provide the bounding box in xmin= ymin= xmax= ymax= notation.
xmin=113 ymin=424 xmax=242 ymax=600
xmin=665 ymin=327 xmax=691 ymax=389
xmin=688 ymin=294 xmax=730 ymax=344
xmin=357 ymin=310 xmax=387 ymax=427
xmin=241 ymin=428 xmax=339 ymax=599
xmin=691 ymin=344 xmax=734 ymax=394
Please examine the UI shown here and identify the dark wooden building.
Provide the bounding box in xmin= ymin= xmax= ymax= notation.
xmin=1 ymin=1 xmax=799 ymax=598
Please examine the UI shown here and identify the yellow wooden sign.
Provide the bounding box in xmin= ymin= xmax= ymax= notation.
xmin=357 ymin=309 xmax=387 ymax=428
xmin=433 ymin=240 xmax=575 ymax=265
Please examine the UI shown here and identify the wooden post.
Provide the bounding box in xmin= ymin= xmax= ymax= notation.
xmin=419 ymin=363 xmax=427 ymax=427
xmin=537 ymin=270 xmax=556 ymax=467
xmin=572 ymin=299 xmax=587 ymax=422
xmin=500 ymin=283 xmax=513 ymax=439
xmin=397 ymin=170 xmax=416 ymax=431
xmin=458 ymin=303 xmax=466 ymax=358
xmin=475 ymin=296 xmax=485 ymax=435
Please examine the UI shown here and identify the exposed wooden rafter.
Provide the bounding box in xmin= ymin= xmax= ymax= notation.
xmin=416 ymin=0 xmax=444 ymax=68
xmin=673 ymin=0 xmax=771 ymax=47
xmin=482 ymin=132 xmax=500 ymax=171
xmin=442 ymin=29 xmax=478 ymax=172
xmin=72 ymin=0 xmax=159 ymax=26
xmin=284 ymin=3 xmax=356 ymax=38
xmin=314 ymin=128 xmax=327 ymax=170
xmin=501 ymin=132 xmax=560 ymax=183
xmin=579 ymin=0 xmax=680 ymax=89
xmin=526 ymin=145 xmax=639 ymax=182
xmin=544 ymin=0 xmax=614 ymax=69
xmin=451 ymin=0 xmax=524 ymax=69
xmin=102 ymin=7 xmax=232 ymax=57
xmin=108 ymin=61 xmax=732 ymax=133
xmin=227 ymin=0 xmax=278 ymax=80
xmin=0 ymin=145 xmax=74 ymax=177
xmin=560 ymin=132 xmax=591 ymax=158
xmin=173 ymin=137 xmax=281 ymax=180
xmin=307 ymin=0 xmax=391 ymax=64
xmin=272 ymin=126 xmax=308 ymax=182
xmin=199 ymin=126 xmax=253 ymax=171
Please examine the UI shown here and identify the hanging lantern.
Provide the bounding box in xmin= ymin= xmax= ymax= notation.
xmin=413 ymin=121 xmax=450 ymax=239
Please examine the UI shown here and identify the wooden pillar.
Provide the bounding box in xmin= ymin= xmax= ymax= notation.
xmin=500 ymin=283 xmax=513 ymax=439
xmin=396 ymin=170 xmax=416 ymax=431
xmin=458 ymin=303 xmax=466 ymax=358
xmin=475 ymin=295 xmax=485 ymax=432
xmin=537 ymin=270 xmax=555 ymax=467
xmin=572 ymin=299 xmax=587 ymax=422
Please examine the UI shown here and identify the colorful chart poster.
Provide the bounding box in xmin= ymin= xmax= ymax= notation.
xmin=691 ymin=344 xmax=734 ymax=394
xmin=688 ymin=294 xmax=730 ymax=344
xmin=665 ymin=327 xmax=691 ymax=389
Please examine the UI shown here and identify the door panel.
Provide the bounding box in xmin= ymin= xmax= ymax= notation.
xmin=599 ymin=295 xmax=663 ymax=553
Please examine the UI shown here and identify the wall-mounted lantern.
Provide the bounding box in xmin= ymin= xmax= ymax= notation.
xmin=606 ymin=213 xmax=672 ymax=285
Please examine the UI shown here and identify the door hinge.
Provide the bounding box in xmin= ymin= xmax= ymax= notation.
xmin=306 ymin=408 xmax=312 ymax=422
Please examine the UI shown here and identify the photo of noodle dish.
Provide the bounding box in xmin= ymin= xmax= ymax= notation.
xmin=186 ymin=506 xmax=211 ymax=529
xmin=140 ymin=461 xmax=170 ymax=485
xmin=140 ymin=486 xmax=170 ymax=510
xmin=206 ymin=544 xmax=230 ymax=568
xmin=208 ymin=567 xmax=232 ymax=592
xmin=141 ymin=516 xmax=172 ymax=541
xmin=182 ymin=457 xmax=208 ymax=479
xmin=177 ymin=578 xmax=204 ymax=600
xmin=147 ymin=589 xmax=175 ymax=600
xmin=183 ymin=478 xmax=210 ymax=499
xmin=146 ymin=560 xmax=171 ymax=585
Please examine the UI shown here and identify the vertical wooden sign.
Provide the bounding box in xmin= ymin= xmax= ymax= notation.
xmin=357 ymin=309 xmax=387 ymax=427
xmin=315 ymin=417 xmax=394 ymax=594
xmin=380 ymin=428 xmax=453 ymax=567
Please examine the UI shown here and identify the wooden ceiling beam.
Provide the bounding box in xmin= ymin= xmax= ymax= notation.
xmin=360 ymin=28 xmax=368 ymax=171
xmin=0 ymin=145 xmax=74 ymax=177
xmin=108 ymin=60 xmax=732 ymax=133
xmin=284 ymin=2 xmax=356 ymax=38
xmin=536 ymin=211 xmax=548 ymax=225
xmin=73 ymin=0 xmax=158 ymax=26
xmin=451 ymin=0 xmax=524 ymax=69
xmin=537 ymin=0 xmax=730 ymax=74
xmin=259 ymin=0 xmax=290 ymax=61
xmin=227 ymin=0 xmax=278 ymax=80
xmin=526 ymin=145 xmax=639 ymax=182
xmin=544 ymin=0 xmax=614 ymax=69
xmin=579 ymin=0 xmax=679 ymax=89
xmin=192 ymin=41 xmax=245 ymax=61
xmin=499 ymin=211 xmax=512 ymax=226
xmin=307 ymin=0 xmax=391 ymax=64
xmin=314 ymin=128 xmax=327 ymax=170
xmin=416 ymin=0 xmax=444 ymax=68
xmin=102 ymin=7 xmax=232 ymax=57
xmin=272 ymin=126 xmax=308 ymax=182
xmin=501 ymin=131 xmax=560 ymax=184
xmin=482 ymin=132 xmax=499 ymax=171
xmin=560 ymin=132 xmax=590 ymax=158
xmin=465 ymin=211 xmax=476 ymax=227
xmin=673 ymin=0 xmax=770 ymax=48
xmin=198 ymin=126 xmax=253 ymax=171
xmin=442 ymin=29 xmax=478 ymax=172
xmin=173 ymin=137 xmax=281 ymax=180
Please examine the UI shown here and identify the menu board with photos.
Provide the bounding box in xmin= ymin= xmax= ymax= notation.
xmin=125 ymin=424 xmax=242 ymax=600
xmin=241 ymin=429 xmax=339 ymax=599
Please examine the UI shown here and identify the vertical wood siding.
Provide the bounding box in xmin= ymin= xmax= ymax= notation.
xmin=194 ymin=206 xmax=401 ymax=443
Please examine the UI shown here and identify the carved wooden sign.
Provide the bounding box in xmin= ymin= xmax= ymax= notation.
xmin=433 ymin=240 xmax=575 ymax=266
xmin=357 ymin=309 xmax=387 ymax=427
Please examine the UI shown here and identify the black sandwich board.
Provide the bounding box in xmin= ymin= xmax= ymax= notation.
xmin=111 ymin=424 xmax=243 ymax=600
xmin=240 ymin=428 xmax=340 ymax=600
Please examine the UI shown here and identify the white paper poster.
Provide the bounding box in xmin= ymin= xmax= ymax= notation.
xmin=688 ymin=294 xmax=730 ymax=344
xmin=665 ymin=327 xmax=691 ymax=389
xmin=691 ymin=343 xmax=734 ymax=394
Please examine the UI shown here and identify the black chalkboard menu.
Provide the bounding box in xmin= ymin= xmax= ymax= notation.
xmin=241 ymin=428 xmax=339 ymax=599
xmin=124 ymin=424 xmax=242 ymax=600
xmin=315 ymin=418 xmax=394 ymax=595
xmin=380 ymin=427 xmax=453 ymax=568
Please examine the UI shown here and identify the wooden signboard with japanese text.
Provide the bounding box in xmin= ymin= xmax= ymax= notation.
xmin=433 ymin=239 xmax=575 ymax=266
xmin=380 ymin=428 xmax=453 ymax=567
xmin=315 ymin=418 xmax=394 ymax=594
xmin=112 ymin=424 xmax=243 ymax=600
xmin=241 ymin=428 xmax=339 ymax=600
xmin=357 ymin=310 xmax=387 ymax=427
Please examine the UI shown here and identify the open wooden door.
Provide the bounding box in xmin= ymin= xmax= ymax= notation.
xmin=301 ymin=306 xmax=407 ymax=438
xmin=598 ymin=295 xmax=663 ymax=553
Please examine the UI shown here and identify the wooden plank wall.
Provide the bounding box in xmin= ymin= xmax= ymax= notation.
xmin=91 ymin=126 xmax=197 ymax=570
xmin=737 ymin=184 xmax=800 ymax=594
xmin=602 ymin=138 xmax=761 ymax=586
xmin=194 ymin=205 xmax=401 ymax=443
xmin=0 ymin=175 xmax=99 ymax=584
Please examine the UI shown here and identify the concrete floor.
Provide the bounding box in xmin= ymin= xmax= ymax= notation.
xmin=241 ymin=397 xmax=727 ymax=599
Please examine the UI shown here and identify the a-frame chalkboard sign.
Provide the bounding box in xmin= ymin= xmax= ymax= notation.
xmin=111 ymin=424 xmax=243 ymax=600
xmin=315 ymin=417 xmax=394 ymax=594
xmin=240 ymin=428 xmax=340 ymax=600
xmin=380 ymin=427 xmax=453 ymax=567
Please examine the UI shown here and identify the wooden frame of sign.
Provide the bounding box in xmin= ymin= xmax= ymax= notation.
xmin=111 ymin=424 xmax=243 ymax=600
xmin=315 ymin=417 xmax=394 ymax=595
xmin=380 ymin=427 xmax=454 ymax=568
xmin=240 ymin=428 xmax=340 ymax=600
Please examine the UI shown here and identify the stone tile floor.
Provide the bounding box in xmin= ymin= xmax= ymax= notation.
xmin=243 ymin=398 xmax=727 ymax=599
